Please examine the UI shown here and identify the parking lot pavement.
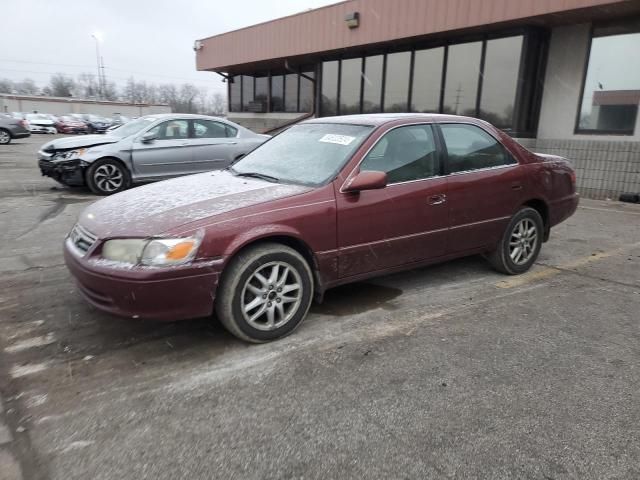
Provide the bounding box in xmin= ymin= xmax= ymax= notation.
xmin=0 ymin=135 xmax=638 ymax=479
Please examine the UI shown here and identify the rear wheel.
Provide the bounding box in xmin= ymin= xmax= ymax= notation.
xmin=487 ymin=207 xmax=543 ymax=275
xmin=0 ymin=129 xmax=11 ymax=145
xmin=86 ymin=158 xmax=130 ymax=195
xmin=216 ymin=243 xmax=314 ymax=343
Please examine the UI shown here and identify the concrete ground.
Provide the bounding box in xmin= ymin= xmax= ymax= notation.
xmin=0 ymin=135 xmax=639 ymax=480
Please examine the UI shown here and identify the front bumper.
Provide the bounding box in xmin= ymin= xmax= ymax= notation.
xmin=38 ymin=158 xmax=85 ymax=186
xmin=29 ymin=125 xmax=57 ymax=134
xmin=64 ymin=238 xmax=221 ymax=321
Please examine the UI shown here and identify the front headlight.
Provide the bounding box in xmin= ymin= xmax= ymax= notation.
xmin=102 ymin=239 xmax=147 ymax=264
xmin=101 ymin=235 xmax=202 ymax=266
xmin=55 ymin=148 xmax=86 ymax=161
xmin=140 ymin=237 xmax=201 ymax=266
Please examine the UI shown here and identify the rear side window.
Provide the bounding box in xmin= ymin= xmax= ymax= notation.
xmin=147 ymin=120 xmax=189 ymax=140
xmin=193 ymin=119 xmax=237 ymax=138
xmin=440 ymin=123 xmax=514 ymax=173
xmin=360 ymin=124 xmax=440 ymax=183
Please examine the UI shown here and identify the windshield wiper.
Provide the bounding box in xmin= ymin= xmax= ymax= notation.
xmin=232 ymin=171 xmax=280 ymax=183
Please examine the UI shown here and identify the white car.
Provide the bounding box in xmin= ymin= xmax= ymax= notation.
xmin=26 ymin=114 xmax=57 ymax=134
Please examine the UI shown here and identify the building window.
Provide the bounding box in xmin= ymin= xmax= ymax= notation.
xmin=411 ymin=47 xmax=444 ymax=113
xmin=285 ymin=73 xmax=298 ymax=112
xmin=254 ymin=76 xmax=269 ymax=112
xmin=479 ymin=36 xmax=523 ymax=129
xmin=242 ymin=76 xmax=254 ymax=112
xmin=229 ymin=76 xmax=241 ymax=112
xmin=443 ymin=41 xmax=482 ymax=116
xmin=300 ymin=70 xmax=315 ymax=112
xmin=362 ymin=55 xmax=383 ymax=113
xmin=271 ymin=75 xmax=284 ymax=112
xmin=321 ymin=61 xmax=339 ymax=116
xmin=577 ymin=24 xmax=640 ymax=134
xmin=340 ymin=57 xmax=363 ymax=114
xmin=383 ymin=51 xmax=411 ymax=112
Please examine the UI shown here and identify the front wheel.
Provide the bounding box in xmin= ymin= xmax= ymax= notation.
xmin=0 ymin=129 xmax=11 ymax=145
xmin=216 ymin=243 xmax=314 ymax=343
xmin=85 ymin=158 xmax=130 ymax=195
xmin=487 ymin=207 xmax=543 ymax=275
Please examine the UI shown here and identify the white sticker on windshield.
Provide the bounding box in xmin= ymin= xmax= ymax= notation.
xmin=319 ymin=134 xmax=356 ymax=146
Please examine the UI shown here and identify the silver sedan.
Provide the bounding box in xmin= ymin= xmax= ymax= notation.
xmin=37 ymin=114 xmax=270 ymax=195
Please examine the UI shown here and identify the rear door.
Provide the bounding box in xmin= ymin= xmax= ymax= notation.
xmin=189 ymin=119 xmax=240 ymax=171
xmin=438 ymin=122 xmax=525 ymax=253
xmin=336 ymin=123 xmax=448 ymax=278
xmin=131 ymin=119 xmax=193 ymax=178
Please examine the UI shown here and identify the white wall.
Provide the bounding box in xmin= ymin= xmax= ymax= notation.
xmin=538 ymin=24 xmax=640 ymax=141
xmin=0 ymin=96 xmax=170 ymax=117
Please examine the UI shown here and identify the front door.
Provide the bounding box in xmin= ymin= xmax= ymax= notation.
xmin=438 ymin=123 xmax=525 ymax=253
xmin=132 ymin=119 xmax=193 ymax=179
xmin=336 ymin=123 xmax=449 ymax=278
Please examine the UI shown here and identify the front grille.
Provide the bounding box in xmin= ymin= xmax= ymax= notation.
xmin=69 ymin=224 xmax=97 ymax=255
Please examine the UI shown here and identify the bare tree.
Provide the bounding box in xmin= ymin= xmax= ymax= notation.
xmin=14 ymin=78 xmax=39 ymax=95
xmin=49 ymin=73 xmax=75 ymax=97
xmin=0 ymin=78 xmax=14 ymax=93
xmin=211 ymin=92 xmax=226 ymax=115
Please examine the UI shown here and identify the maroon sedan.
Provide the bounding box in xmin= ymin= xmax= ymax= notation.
xmin=55 ymin=116 xmax=89 ymax=134
xmin=64 ymin=114 xmax=578 ymax=342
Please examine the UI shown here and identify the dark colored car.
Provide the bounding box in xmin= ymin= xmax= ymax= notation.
xmin=55 ymin=115 xmax=89 ymax=134
xmin=64 ymin=114 xmax=579 ymax=342
xmin=70 ymin=114 xmax=111 ymax=133
xmin=0 ymin=114 xmax=31 ymax=144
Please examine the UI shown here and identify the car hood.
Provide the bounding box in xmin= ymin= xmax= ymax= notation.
xmin=42 ymin=134 xmax=120 ymax=151
xmin=79 ymin=170 xmax=312 ymax=238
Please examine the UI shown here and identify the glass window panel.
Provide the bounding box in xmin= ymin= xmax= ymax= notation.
xmin=242 ymin=76 xmax=254 ymax=112
xmin=300 ymin=70 xmax=315 ymax=112
xmin=285 ymin=74 xmax=298 ymax=112
xmin=479 ymin=36 xmax=523 ymax=129
xmin=361 ymin=124 xmax=439 ymax=183
xmin=362 ymin=55 xmax=383 ymax=113
xmin=271 ymin=75 xmax=284 ymax=112
xmin=578 ymin=31 xmax=640 ymax=133
xmin=440 ymin=123 xmax=514 ymax=173
xmin=340 ymin=58 xmax=362 ymax=114
xmin=255 ymin=76 xmax=269 ymax=111
xmin=411 ymin=47 xmax=444 ymax=113
xmin=384 ymin=51 xmax=411 ymax=112
xmin=321 ymin=61 xmax=339 ymax=116
xmin=443 ymin=42 xmax=482 ymax=116
xmin=229 ymin=76 xmax=241 ymax=112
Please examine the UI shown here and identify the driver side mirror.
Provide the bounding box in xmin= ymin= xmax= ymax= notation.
xmin=343 ymin=170 xmax=388 ymax=193
xmin=140 ymin=131 xmax=157 ymax=143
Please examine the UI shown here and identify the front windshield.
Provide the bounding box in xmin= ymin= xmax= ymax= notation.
xmin=231 ymin=123 xmax=373 ymax=186
xmin=108 ymin=117 xmax=155 ymax=138
xmin=88 ymin=115 xmax=107 ymax=122
xmin=27 ymin=114 xmax=49 ymax=121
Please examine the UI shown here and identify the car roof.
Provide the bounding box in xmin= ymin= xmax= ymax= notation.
xmin=141 ymin=113 xmax=228 ymax=121
xmin=302 ymin=113 xmax=484 ymax=127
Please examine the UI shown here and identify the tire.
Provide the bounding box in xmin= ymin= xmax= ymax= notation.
xmin=216 ymin=243 xmax=314 ymax=343
xmin=85 ymin=158 xmax=130 ymax=195
xmin=0 ymin=129 xmax=11 ymax=145
xmin=487 ymin=207 xmax=543 ymax=275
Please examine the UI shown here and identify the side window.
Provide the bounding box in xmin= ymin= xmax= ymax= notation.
xmin=360 ymin=124 xmax=439 ymax=183
xmin=193 ymin=119 xmax=236 ymax=138
xmin=440 ymin=123 xmax=514 ymax=173
xmin=146 ymin=120 xmax=189 ymax=140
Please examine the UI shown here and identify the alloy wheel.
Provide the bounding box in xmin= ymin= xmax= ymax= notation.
xmin=241 ymin=261 xmax=303 ymax=331
xmin=509 ymin=218 xmax=538 ymax=265
xmin=94 ymin=164 xmax=124 ymax=192
xmin=0 ymin=130 xmax=10 ymax=144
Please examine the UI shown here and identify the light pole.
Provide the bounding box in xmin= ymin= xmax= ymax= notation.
xmin=91 ymin=32 xmax=103 ymax=99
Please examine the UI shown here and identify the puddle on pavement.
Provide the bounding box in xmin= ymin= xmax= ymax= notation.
xmin=312 ymin=282 xmax=403 ymax=317
xmin=38 ymin=195 xmax=91 ymax=222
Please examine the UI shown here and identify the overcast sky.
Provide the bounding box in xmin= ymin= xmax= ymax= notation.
xmin=1 ymin=0 xmax=337 ymax=96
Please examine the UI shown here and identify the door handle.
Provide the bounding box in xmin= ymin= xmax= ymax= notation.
xmin=427 ymin=194 xmax=447 ymax=205
xmin=180 ymin=142 xmax=190 ymax=146
xmin=511 ymin=183 xmax=523 ymax=190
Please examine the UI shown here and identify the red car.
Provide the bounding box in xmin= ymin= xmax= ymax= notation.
xmin=64 ymin=114 xmax=578 ymax=342
xmin=55 ymin=115 xmax=89 ymax=134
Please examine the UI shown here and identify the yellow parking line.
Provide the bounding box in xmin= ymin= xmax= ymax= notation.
xmin=495 ymin=242 xmax=640 ymax=289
